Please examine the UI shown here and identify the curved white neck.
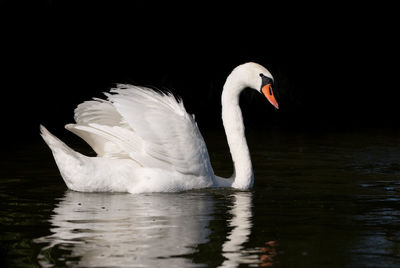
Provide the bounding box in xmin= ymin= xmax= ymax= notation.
xmin=221 ymin=67 xmax=254 ymax=189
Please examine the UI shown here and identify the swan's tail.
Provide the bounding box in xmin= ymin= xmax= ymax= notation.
xmin=40 ymin=125 xmax=77 ymax=155
xmin=40 ymin=125 xmax=86 ymax=189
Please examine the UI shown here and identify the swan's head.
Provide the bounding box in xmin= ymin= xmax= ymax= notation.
xmin=227 ymin=62 xmax=279 ymax=109
xmin=244 ymin=62 xmax=279 ymax=109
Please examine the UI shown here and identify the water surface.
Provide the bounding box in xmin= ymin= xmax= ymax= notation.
xmin=1 ymin=129 xmax=400 ymax=267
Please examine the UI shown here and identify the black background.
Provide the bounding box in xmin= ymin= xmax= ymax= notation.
xmin=1 ymin=1 xmax=398 ymax=147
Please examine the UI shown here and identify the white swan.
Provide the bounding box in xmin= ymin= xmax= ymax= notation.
xmin=41 ymin=62 xmax=278 ymax=193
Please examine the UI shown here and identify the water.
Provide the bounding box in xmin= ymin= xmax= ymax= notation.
xmin=1 ymin=129 xmax=400 ymax=267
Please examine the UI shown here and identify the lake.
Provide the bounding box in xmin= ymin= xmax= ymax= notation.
xmin=1 ymin=128 xmax=400 ymax=267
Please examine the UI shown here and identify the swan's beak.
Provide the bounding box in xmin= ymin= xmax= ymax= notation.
xmin=262 ymin=84 xmax=279 ymax=109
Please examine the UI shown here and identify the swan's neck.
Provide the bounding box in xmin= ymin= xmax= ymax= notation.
xmin=221 ymin=68 xmax=254 ymax=189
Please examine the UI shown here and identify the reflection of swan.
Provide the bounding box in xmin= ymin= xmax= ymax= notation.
xmin=220 ymin=192 xmax=254 ymax=267
xmin=37 ymin=191 xmax=214 ymax=267
xmin=40 ymin=62 xmax=278 ymax=193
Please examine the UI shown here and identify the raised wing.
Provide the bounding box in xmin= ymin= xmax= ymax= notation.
xmin=66 ymin=85 xmax=214 ymax=177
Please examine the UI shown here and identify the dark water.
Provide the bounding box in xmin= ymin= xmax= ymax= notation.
xmin=1 ymin=129 xmax=400 ymax=267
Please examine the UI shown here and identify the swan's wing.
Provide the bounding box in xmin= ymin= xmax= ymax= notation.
xmin=66 ymin=99 xmax=133 ymax=158
xmin=73 ymin=99 xmax=125 ymax=127
xmin=66 ymin=85 xmax=214 ymax=177
xmin=66 ymin=123 xmax=136 ymax=159
xmin=106 ymin=85 xmax=214 ymax=176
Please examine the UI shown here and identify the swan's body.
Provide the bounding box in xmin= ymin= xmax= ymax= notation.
xmin=41 ymin=62 xmax=278 ymax=193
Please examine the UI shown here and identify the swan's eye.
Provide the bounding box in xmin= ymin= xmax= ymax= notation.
xmin=260 ymin=74 xmax=273 ymax=89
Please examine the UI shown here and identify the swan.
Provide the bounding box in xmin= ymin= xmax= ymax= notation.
xmin=41 ymin=62 xmax=278 ymax=193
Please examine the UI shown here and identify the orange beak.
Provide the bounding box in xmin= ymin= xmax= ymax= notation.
xmin=262 ymin=84 xmax=279 ymax=109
